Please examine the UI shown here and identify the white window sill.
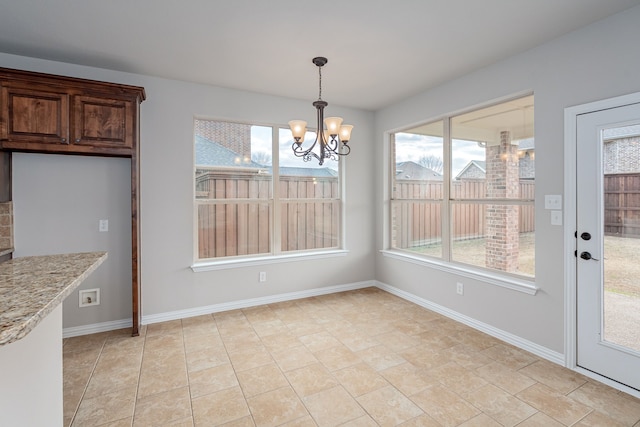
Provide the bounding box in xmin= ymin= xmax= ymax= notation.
xmin=191 ymin=249 xmax=349 ymax=272
xmin=380 ymin=249 xmax=538 ymax=295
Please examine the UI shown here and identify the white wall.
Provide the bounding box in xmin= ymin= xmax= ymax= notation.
xmin=374 ymin=5 xmax=640 ymax=353
xmin=1 ymin=52 xmax=376 ymax=327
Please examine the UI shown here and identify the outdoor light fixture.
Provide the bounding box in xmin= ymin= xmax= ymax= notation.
xmin=289 ymin=57 xmax=353 ymax=165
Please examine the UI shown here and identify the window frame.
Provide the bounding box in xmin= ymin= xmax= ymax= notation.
xmin=192 ymin=118 xmax=346 ymax=270
xmin=385 ymin=94 xmax=537 ymax=292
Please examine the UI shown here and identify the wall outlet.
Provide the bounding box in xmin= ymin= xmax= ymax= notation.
xmin=456 ymin=282 xmax=464 ymax=295
xmin=79 ymin=288 xmax=100 ymax=307
xmin=99 ymin=219 xmax=109 ymax=232
xmin=544 ymin=195 xmax=562 ymax=210
xmin=259 ymin=272 xmax=267 ymax=282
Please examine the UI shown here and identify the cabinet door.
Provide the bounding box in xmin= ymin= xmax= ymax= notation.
xmin=0 ymin=85 xmax=69 ymax=144
xmin=72 ymin=95 xmax=134 ymax=150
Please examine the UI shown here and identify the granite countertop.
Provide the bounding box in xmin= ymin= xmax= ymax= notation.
xmin=0 ymin=247 xmax=13 ymax=257
xmin=0 ymin=252 xmax=107 ymax=346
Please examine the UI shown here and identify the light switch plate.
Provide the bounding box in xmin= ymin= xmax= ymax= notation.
xmin=99 ymin=219 xmax=109 ymax=232
xmin=551 ymin=210 xmax=563 ymax=226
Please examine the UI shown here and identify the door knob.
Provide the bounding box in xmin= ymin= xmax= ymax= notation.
xmin=580 ymin=232 xmax=591 ymax=240
xmin=580 ymin=251 xmax=599 ymax=261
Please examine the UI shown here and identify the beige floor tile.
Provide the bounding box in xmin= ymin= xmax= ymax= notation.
xmin=219 ymin=416 xmax=256 ymax=427
xmin=337 ymin=332 xmax=380 ymax=353
xmin=415 ymin=331 xmax=460 ymax=350
xmin=451 ymin=329 xmax=501 ymax=351
xmin=64 ymin=289 xmax=640 ymax=427
xmin=144 ymin=333 xmax=184 ymax=353
xmin=260 ymin=331 xmax=302 ymax=352
xmin=192 ymin=386 xmax=250 ymax=426
xmin=357 ymin=385 xmax=423 ymax=426
xmin=341 ymin=415 xmax=380 ymax=426
xmin=397 ymin=414 xmax=442 ymax=426
xmin=84 ymin=364 xmax=141 ymax=398
xmin=247 ymin=386 xmax=309 ymax=427
xmin=183 ymin=332 xmax=225 ymax=354
xmin=236 ymin=362 xmax=289 ymax=397
xmin=298 ymin=331 xmax=342 ymax=353
xmin=133 ymin=386 xmax=192 ymax=426
xmin=516 ymin=383 xmax=592 ymax=425
xmin=410 ymin=384 xmax=481 ymax=427
xmin=227 ymin=345 xmax=274 ymax=372
xmin=573 ymin=410 xmax=627 ymax=426
xmin=399 ymin=345 xmax=450 ymax=370
xmin=357 ymin=344 xmax=407 ymax=371
xmin=271 ymin=345 xmax=318 ymax=372
xmin=141 ymin=348 xmax=186 ymax=372
xmin=72 ymin=386 xmax=137 ymax=426
xmin=380 ymin=362 xmax=435 ymax=396
xmin=475 ymin=361 xmax=537 ymax=395
xmin=97 ymin=417 xmax=135 ymax=426
xmin=146 ymin=320 xmax=183 ymax=336
xmin=480 ymin=343 xmax=538 ymax=370
xmin=518 ymin=359 xmax=588 ymax=394
xmin=462 ymin=383 xmax=537 ymax=427
xmin=186 ymin=346 xmax=230 ymax=372
xmin=188 ymin=363 xmax=239 ymax=398
xmin=373 ymin=331 xmax=421 ymax=352
xmin=250 ymin=319 xmax=290 ymax=337
xmin=568 ymin=381 xmax=640 ymax=425
xmin=314 ymin=343 xmax=362 ymax=372
xmin=334 ymin=362 xmax=389 ymax=397
xmin=441 ymin=344 xmax=494 ymax=370
xmin=63 ymin=347 xmax=102 ymax=370
xmin=285 ymin=362 xmax=339 ymax=397
xmin=428 ymin=361 xmax=488 ymax=394
xmin=304 ymin=385 xmax=365 ymax=426
xmin=220 ymin=330 xmax=263 ymax=352
xmin=509 ymin=412 xmax=563 ymax=427
xmin=138 ymin=364 xmax=188 ymax=399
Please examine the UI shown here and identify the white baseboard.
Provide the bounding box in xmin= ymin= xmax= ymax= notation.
xmin=63 ymin=318 xmax=132 ymax=338
xmin=141 ymin=280 xmax=376 ymax=325
xmin=375 ymin=281 xmax=565 ymax=366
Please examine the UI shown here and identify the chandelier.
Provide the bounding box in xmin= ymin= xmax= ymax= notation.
xmin=289 ymin=57 xmax=353 ymax=165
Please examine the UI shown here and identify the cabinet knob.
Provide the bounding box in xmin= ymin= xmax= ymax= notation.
xmin=61 ymin=138 xmax=67 ymax=144
xmin=75 ymin=138 xmax=81 ymax=143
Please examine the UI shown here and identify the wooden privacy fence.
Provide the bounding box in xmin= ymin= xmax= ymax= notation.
xmin=604 ymin=173 xmax=640 ymax=237
xmin=196 ymin=169 xmax=339 ymax=259
xmin=393 ymin=179 xmax=535 ymax=248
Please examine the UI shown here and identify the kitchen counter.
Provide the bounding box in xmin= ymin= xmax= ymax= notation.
xmin=0 ymin=251 xmax=107 ymax=346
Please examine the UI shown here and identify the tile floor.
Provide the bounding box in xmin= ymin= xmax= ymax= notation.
xmin=63 ymin=288 xmax=640 ymax=426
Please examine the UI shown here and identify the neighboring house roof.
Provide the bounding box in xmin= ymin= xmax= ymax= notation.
xmin=517 ymin=138 xmax=535 ymax=150
xmin=455 ymin=160 xmax=486 ymax=180
xmin=395 ymin=161 xmax=442 ymax=180
xmin=195 ymin=135 xmax=338 ymax=177
xmin=276 ymin=167 xmax=338 ymax=177
xmin=195 ymin=135 xmax=262 ymax=168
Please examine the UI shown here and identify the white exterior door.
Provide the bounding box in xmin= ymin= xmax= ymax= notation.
xmin=576 ymin=101 xmax=640 ymax=391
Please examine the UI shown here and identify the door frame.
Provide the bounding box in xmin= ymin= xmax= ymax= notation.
xmin=564 ymin=91 xmax=640 ymax=399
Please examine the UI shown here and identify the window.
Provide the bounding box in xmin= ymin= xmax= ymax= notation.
xmin=194 ymin=119 xmax=341 ymax=262
xmin=391 ymin=95 xmax=535 ymax=278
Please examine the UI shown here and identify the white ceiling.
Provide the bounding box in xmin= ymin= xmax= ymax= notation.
xmin=1 ymin=0 xmax=639 ymax=111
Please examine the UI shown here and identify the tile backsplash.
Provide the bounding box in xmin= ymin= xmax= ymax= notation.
xmin=0 ymin=201 xmax=14 ymax=250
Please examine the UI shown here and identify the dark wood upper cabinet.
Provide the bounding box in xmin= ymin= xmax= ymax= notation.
xmin=0 ymin=67 xmax=145 ymax=336
xmin=1 ymin=84 xmax=69 ymax=144
xmin=0 ymin=67 xmax=144 ymax=157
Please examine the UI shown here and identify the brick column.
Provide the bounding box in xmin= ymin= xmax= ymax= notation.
xmin=485 ymin=131 xmax=519 ymax=272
